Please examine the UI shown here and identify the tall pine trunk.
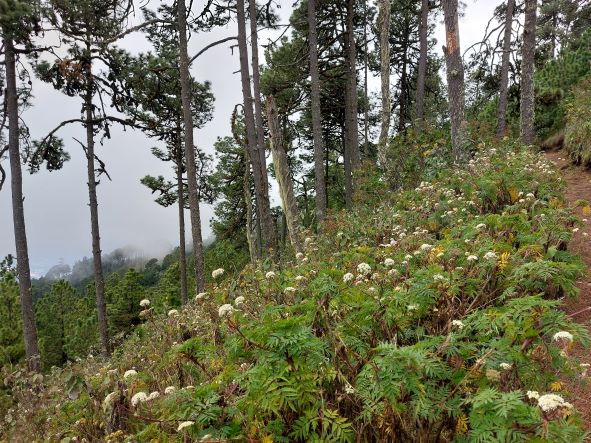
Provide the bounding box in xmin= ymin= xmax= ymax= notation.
xmin=175 ymin=129 xmax=188 ymax=305
xmin=243 ymin=151 xmax=258 ymax=263
xmin=308 ymin=0 xmax=327 ymax=222
xmin=377 ymin=0 xmax=390 ymax=166
xmin=344 ymin=0 xmax=359 ymax=209
xmin=416 ymin=0 xmax=428 ymax=126
xmin=497 ymin=0 xmax=515 ymax=138
xmin=266 ymin=96 xmax=303 ymax=254
xmin=178 ymin=0 xmax=205 ymax=291
xmin=442 ymin=0 xmax=466 ymax=161
xmin=84 ymin=53 xmax=110 ymax=355
xmin=520 ymin=0 xmax=537 ymax=145
xmin=249 ymin=0 xmax=268 ymax=196
xmin=5 ymin=37 xmax=41 ymax=372
xmin=398 ymin=20 xmax=409 ymax=134
xmin=237 ymin=0 xmax=277 ymax=257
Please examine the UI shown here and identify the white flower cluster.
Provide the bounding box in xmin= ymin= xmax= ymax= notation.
xmin=177 ymin=421 xmax=194 ymax=432
xmin=139 ymin=299 xmax=150 ymax=307
xmin=526 ymin=390 xmax=539 ymax=400
xmin=357 ymin=262 xmax=371 ymax=276
xmin=499 ymin=362 xmax=512 ymax=370
xmin=218 ymin=304 xmax=234 ymax=317
xmin=195 ymin=292 xmax=207 ymax=301
xmin=164 ymin=386 xmax=176 ymax=394
xmin=475 ymin=223 xmax=486 ymax=230
xmin=537 ymin=393 xmax=573 ymax=412
xmin=383 ymin=258 xmax=395 ymax=267
xmin=234 ymin=296 xmax=245 ymax=307
xmin=343 ymin=272 xmax=354 ymax=283
xmin=131 ymin=392 xmax=148 ymax=407
xmin=265 ymin=271 xmax=276 ymax=279
xmin=123 ymin=369 xmax=137 ymax=380
xmin=552 ymin=331 xmax=573 ymax=342
xmin=433 ymin=274 xmax=445 ymax=282
xmin=284 ymin=287 xmax=297 ymax=295
xmin=451 ymin=320 xmax=464 ymax=330
xmin=212 ymin=268 xmax=224 ymax=279
xmin=467 ymin=255 xmax=478 ymax=262
xmin=483 ymin=251 xmax=497 ymax=261
xmin=168 ymin=309 xmax=179 ymax=317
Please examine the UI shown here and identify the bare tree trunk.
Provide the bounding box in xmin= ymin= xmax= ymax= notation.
xmin=442 ymin=0 xmax=466 ymax=162
xmin=243 ymin=151 xmax=258 ymax=264
xmin=398 ymin=21 xmax=409 ymax=134
xmin=266 ymin=96 xmax=303 ymax=254
xmin=84 ymin=58 xmax=110 ymax=356
xmin=377 ymin=0 xmax=390 ymax=166
xmin=344 ymin=0 xmax=358 ymax=209
xmin=363 ymin=0 xmax=369 ymax=153
xmin=178 ymin=0 xmax=205 ymax=291
xmin=237 ymin=0 xmax=277 ymax=257
xmin=5 ymin=37 xmax=41 ymax=372
xmin=308 ymin=0 xmax=327 ymax=222
xmin=497 ymin=0 xmax=515 ymax=138
xmin=520 ymin=0 xmax=537 ymax=145
xmin=416 ymin=0 xmax=428 ymax=126
xmin=175 ymin=129 xmax=188 ymax=305
xmin=249 ymin=0 xmax=268 ymax=196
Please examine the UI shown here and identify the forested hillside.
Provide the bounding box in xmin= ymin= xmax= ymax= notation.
xmin=1 ymin=0 xmax=591 ymax=441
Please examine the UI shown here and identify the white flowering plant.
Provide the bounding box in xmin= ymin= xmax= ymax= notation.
xmin=4 ymin=144 xmax=590 ymax=442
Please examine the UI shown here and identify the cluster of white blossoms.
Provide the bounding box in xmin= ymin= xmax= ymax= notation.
xmin=343 ymin=272 xmax=354 ymax=284
xmin=420 ymin=243 xmax=433 ymax=252
xmin=467 ymin=255 xmax=478 ymax=262
xmin=357 ymin=262 xmax=371 ymax=276
xmin=295 ymin=252 xmax=305 ymax=261
xmin=526 ymin=390 xmax=539 ymax=400
xmin=383 ymin=258 xmax=395 ymax=267
xmin=212 ymin=268 xmax=224 ymax=279
xmin=407 ymin=304 xmax=418 ymax=311
xmin=139 ymin=299 xmax=150 ymax=307
xmin=177 ymin=421 xmax=194 ymax=432
xmin=164 ymin=386 xmax=176 ymax=395
xmin=218 ymin=304 xmax=234 ymax=318
xmin=499 ymin=362 xmax=512 ymax=370
xmin=433 ymin=274 xmax=445 ymax=282
xmin=483 ymin=251 xmax=497 ymax=261
xmin=295 ymin=275 xmax=305 ymax=282
xmin=284 ymin=287 xmax=297 ymax=295
xmin=102 ymin=391 xmax=118 ymax=410
xmin=451 ymin=320 xmax=465 ymax=330
xmin=147 ymin=391 xmax=160 ymax=401
xmin=131 ymin=392 xmax=148 ymax=407
xmin=234 ymin=296 xmax=245 ymax=307
xmin=475 ymin=223 xmax=486 ymax=230
xmin=123 ymin=369 xmax=137 ymax=380
xmin=265 ymin=271 xmax=276 ymax=279
xmin=167 ymin=309 xmax=179 ymax=317
xmin=537 ymin=393 xmax=573 ymax=412
xmin=552 ymin=331 xmax=574 ymax=342
xmin=195 ymin=292 xmax=207 ymax=301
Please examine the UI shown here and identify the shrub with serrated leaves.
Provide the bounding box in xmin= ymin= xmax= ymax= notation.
xmin=2 ymin=142 xmax=590 ymax=442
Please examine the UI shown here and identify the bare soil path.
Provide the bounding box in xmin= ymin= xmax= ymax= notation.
xmin=545 ymin=149 xmax=591 ymax=427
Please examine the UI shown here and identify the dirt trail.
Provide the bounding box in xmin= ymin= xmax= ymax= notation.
xmin=545 ymin=149 xmax=591 ymax=425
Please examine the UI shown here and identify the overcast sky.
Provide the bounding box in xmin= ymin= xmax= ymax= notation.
xmin=0 ymin=0 xmax=500 ymax=276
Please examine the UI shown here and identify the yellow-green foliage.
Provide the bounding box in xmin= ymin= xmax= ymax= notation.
xmin=1 ymin=143 xmax=590 ymax=442
xmin=565 ymin=75 xmax=591 ymax=166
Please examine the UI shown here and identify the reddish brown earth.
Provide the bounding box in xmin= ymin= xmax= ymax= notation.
xmin=545 ymin=149 xmax=591 ymax=427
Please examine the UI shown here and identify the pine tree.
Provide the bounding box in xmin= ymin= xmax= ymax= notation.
xmin=520 ymin=0 xmax=537 ymax=145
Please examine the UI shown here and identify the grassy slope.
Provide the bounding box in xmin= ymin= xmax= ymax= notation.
xmin=2 ymin=142 xmax=590 ymax=442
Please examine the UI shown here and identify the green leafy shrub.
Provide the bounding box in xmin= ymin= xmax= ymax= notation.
xmin=564 ymin=75 xmax=591 ymax=166
xmin=2 ymin=143 xmax=589 ymax=442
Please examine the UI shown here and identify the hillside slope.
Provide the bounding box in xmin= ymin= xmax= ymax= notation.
xmin=2 ymin=143 xmax=590 ymax=442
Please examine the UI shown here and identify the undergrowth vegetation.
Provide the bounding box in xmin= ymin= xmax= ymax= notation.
xmin=564 ymin=75 xmax=591 ymax=166
xmin=2 ymin=142 xmax=590 ymax=442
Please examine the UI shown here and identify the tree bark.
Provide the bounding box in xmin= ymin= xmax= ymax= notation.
xmin=243 ymin=151 xmax=258 ymax=264
xmin=497 ymin=0 xmax=515 ymax=138
xmin=442 ymin=0 xmax=466 ymax=162
xmin=308 ymin=0 xmax=327 ymax=222
xmin=416 ymin=0 xmax=428 ymax=126
xmin=178 ymin=0 xmax=205 ymax=291
xmin=344 ymin=0 xmax=359 ymax=209
xmin=84 ymin=51 xmax=110 ymax=356
xmin=175 ymin=129 xmax=188 ymax=305
xmin=377 ymin=0 xmax=390 ymax=166
xmin=266 ymin=96 xmax=303 ymax=254
xmin=398 ymin=19 xmax=409 ymax=134
xmin=237 ymin=0 xmax=277 ymax=257
xmin=520 ymin=0 xmax=537 ymax=145
xmin=363 ymin=0 xmax=369 ymax=153
xmin=5 ymin=37 xmax=41 ymax=372
xmin=249 ymin=0 xmax=268 ymax=196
